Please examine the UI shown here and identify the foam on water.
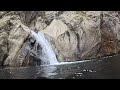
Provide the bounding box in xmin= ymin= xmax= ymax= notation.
xmin=40 ymin=60 xmax=91 ymax=67
xmin=53 ymin=60 xmax=91 ymax=66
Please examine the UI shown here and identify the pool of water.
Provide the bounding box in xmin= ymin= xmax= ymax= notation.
xmin=0 ymin=55 xmax=120 ymax=79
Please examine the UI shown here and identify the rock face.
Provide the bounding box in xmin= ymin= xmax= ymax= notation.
xmin=42 ymin=19 xmax=69 ymax=40
xmin=98 ymin=11 xmax=120 ymax=57
xmin=11 ymin=35 xmax=41 ymax=66
xmin=0 ymin=32 xmax=8 ymax=65
xmin=56 ymin=11 xmax=101 ymax=61
xmin=4 ymin=26 xmax=29 ymax=66
xmin=43 ymin=11 xmax=101 ymax=61
xmin=0 ymin=11 xmax=120 ymax=66
xmin=0 ymin=12 xmax=41 ymax=66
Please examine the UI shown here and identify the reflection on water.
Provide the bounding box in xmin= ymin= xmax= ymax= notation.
xmin=35 ymin=66 xmax=57 ymax=79
xmin=1 ymin=54 xmax=120 ymax=79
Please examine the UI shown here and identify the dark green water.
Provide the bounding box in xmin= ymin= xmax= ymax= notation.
xmin=0 ymin=55 xmax=120 ymax=79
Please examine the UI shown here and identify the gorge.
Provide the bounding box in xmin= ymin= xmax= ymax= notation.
xmin=0 ymin=11 xmax=120 ymax=79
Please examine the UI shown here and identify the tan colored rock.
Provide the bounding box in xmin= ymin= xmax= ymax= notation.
xmin=42 ymin=19 xmax=70 ymax=40
xmin=0 ymin=32 xmax=8 ymax=65
xmin=30 ymin=16 xmax=47 ymax=31
xmin=1 ymin=11 xmax=120 ymax=66
xmin=55 ymin=11 xmax=101 ymax=61
xmin=0 ymin=16 xmax=11 ymax=28
xmin=56 ymin=30 xmax=78 ymax=61
xmin=4 ymin=25 xmax=29 ymax=66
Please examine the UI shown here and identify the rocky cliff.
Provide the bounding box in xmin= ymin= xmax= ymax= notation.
xmin=0 ymin=11 xmax=120 ymax=66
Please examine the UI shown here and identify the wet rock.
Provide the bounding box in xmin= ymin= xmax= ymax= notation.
xmin=43 ymin=33 xmax=64 ymax=62
xmin=7 ymin=35 xmax=42 ymax=66
xmin=41 ymin=19 xmax=71 ymax=62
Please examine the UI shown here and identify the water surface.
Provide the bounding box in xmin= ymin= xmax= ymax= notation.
xmin=0 ymin=55 xmax=120 ymax=79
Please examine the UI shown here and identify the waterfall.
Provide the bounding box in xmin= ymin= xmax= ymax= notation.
xmin=21 ymin=25 xmax=88 ymax=66
xmin=31 ymin=31 xmax=59 ymax=65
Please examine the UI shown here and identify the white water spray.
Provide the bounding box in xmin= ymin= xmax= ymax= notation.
xmin=31 ymin=31 xmax=59 ymax=65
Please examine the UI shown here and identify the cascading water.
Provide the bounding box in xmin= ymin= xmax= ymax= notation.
xmin=31 ymin=31 xmax=59 ymax=65
xmin=30 ymin=30 xmax=89 ymax=66
xmin=14 ymin=24 xmax=89 ymax=67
